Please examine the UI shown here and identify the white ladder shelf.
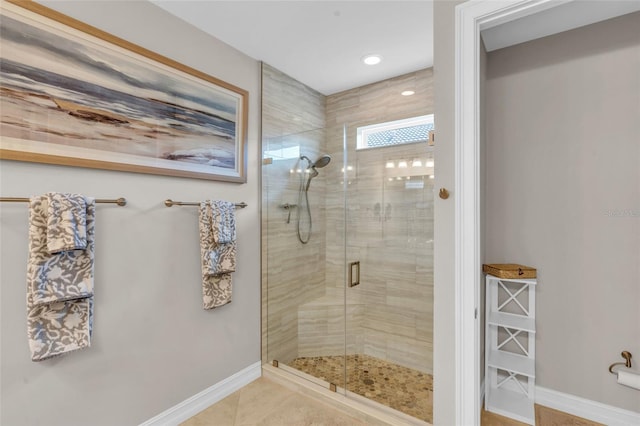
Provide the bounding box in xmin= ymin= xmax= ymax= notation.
xmin=485 ymin=274 xmax=537 ymax=425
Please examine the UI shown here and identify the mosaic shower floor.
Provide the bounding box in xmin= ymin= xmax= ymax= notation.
xmin=288 ymin=354 xmax=433 ymax=423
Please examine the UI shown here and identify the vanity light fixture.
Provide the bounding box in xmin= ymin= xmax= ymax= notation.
xmin=362 ymin=54 xmax=382 ymax=65
xmin=385 ymin=161 xmax=395 ymax=169
xmin=401 ymin=90 xmax=415 ymax=96
xmin=398 ymin=160 xmax=408 ymax=168
xmin=426 ymin=160 xmax=434 ymax=167
xmin=412 ymin=159 xmax=422 ymax=167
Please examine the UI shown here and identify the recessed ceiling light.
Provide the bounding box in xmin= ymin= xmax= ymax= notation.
xmin=401 ymin=90 xmax=415 ymax=96
xmin=362 ymin=54 xmax=382 ymax=65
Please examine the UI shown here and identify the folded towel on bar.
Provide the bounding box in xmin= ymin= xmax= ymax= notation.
xmin=205 ymin=242 xmax=237 ymax=276
xmin=201 ymin=274 xmax=233 ymax=310
xmin=199 ymin=200 xmax=236 ymax=309
xmin=211 ymin=200 xmax=236 ymax=244
xmin=45 ymin=192 xmax=87 ymax=253
xmin=27 ymin=194 xmax=95 ymax=361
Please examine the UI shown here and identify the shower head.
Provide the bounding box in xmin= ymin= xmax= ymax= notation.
xmin=300 ymin=154 xmax=331 ymax=169
xmin=312 ymin=155 xmax=331 ymax=169
xmin=300 ymin=154 xmax=331 ymax=191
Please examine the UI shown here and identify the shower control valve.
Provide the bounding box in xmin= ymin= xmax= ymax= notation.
xmin=280 ymin=203 xmax=297 ymax=224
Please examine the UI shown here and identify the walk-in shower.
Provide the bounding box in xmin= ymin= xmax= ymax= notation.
xmin=262 ymin=63 xmax=434 ymax=424
xmin=297 ymin=154 xmax=331 ymax=244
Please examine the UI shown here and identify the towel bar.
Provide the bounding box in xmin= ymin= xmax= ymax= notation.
xmin=164 ymin=199 xmax=247 ymax=208
xmin=0 ymin=197 xmax=127 ymax=206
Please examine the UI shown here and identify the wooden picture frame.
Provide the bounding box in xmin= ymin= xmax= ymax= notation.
xmin=0 ymin=1 xmax=248 ymax=182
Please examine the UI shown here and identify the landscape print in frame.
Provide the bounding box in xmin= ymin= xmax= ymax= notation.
xmin=0 ymin=1 xmax=248 ymax=182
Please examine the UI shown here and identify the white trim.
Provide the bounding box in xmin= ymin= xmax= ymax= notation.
xmin=536 ymin=386 xmax=640 ymax=426
xmin=454 ymin=1 xmax=582 ymax=425
xmin=139 ymin=361 xmax=261 ymax=426
xmin=456 ymin=1 xmax=640 ymax=424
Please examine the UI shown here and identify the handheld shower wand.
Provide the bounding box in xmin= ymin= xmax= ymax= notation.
xmin=296 ymin=154 xmax=331 ymax=243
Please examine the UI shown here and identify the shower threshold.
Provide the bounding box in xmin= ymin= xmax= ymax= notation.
xmin=263 ymin=361 xmax=431 ymax=426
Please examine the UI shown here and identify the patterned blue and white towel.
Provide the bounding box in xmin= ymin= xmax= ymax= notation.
xmin=199 ymin=200 xmax=236 ymax=309
xmin=45 ymin=192 xmax=87 ymax=253
xmin=27 ymin=194 xmax=95 ymax=361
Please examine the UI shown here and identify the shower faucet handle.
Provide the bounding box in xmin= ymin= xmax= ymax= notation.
xmin=280 ymin=203 xmax=297 ymax=224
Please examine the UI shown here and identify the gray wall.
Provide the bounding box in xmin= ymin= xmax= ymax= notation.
xmin=433 ymin=1 xmax=467 ymax=424
xmin=0 ymin=2 xmax=261 ymax=425
xmin=485 ymin=12 xmax=640 ymax=412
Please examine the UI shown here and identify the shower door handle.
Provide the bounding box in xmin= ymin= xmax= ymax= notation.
xmin=348 ymin=261 xmax=360 ymax=287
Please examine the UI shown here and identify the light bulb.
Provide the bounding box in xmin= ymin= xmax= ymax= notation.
xmin=362 ymin=54 xmax=382 ymax=65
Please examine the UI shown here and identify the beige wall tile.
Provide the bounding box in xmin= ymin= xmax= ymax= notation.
xmin=263 ymin=64 xmax=435 ymax=375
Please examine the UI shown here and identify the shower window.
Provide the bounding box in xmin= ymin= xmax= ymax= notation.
xmin=356 ymin=114 xmax=434 ymax=150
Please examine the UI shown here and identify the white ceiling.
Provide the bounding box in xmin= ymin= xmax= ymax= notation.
xmin=151 ymin=1 xmax=434 ymax=95
xmin=481 ymin=0 xmax=640 ymax=52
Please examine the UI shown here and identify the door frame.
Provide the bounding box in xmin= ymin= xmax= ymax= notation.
xmin=452 ymin=0 xmax=625 ymax=423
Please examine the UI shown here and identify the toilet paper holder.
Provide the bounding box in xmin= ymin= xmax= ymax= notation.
xmin=608 ymin=350 xmax=632 ymax=374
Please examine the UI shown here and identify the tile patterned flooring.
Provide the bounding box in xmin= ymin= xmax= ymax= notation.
xmin=481 ymin=404 xmax=604 ymax=426
xmin=180 ymin=377 xmax=367 ymax=426
xmin=182 ymin=373 xmax=603 ymax=426
xmin=289 ymin=354 xmax=433 ymax=423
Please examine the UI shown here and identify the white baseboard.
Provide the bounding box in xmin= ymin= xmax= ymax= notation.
xmin=139 ymin=361 xmax=261 ymax=426
xmin=536 ymin=386 xmax=640 ymax=426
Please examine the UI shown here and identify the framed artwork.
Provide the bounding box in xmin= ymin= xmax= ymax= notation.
xmin=0 ymin=1 xmax=248 ymax=182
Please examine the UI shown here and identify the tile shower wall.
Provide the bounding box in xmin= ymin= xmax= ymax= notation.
xmin=325 ymin=69 xmax=434 ymax=373
xmin=261 ymin=64 xmax=327 ymax=364
xmin=262 ymin=65 xmax=434 ymax=374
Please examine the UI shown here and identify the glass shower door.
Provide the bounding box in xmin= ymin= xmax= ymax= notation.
xmin=343 ymin=123 xmax=435 ymax=423
xmin=262 ymin=122 xmax=435 ymax=424
xmin=263 ymin=127 xmax=347 ymax=393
